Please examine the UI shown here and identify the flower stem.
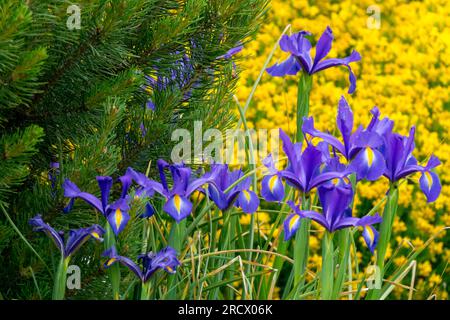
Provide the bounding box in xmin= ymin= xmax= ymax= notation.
xmin=321 ymin=232 xmax=334 ymax=300
xmin=167 ymin=219 xmax=185 ymax=299
xmin=293 ymin=196 xmax=310 ymax=292
xmin=291 ymin=72 xmax=312 ymax=296
xmin=368 ymin=185 xmax=399 ymax=299
xmin=105 ymin=223 xmax=121 ymax=300
xmin=332 ymin=173 xmax=356 ymax=299
xmin=332 ymin=228 xmax=350 ymax=299
xmin=377 ymin=185 xmax=399 ymax=270
xmin=296 ymin=72 xmax=313 ymax=142
xmin=235 ymin=95 xmax=258 ymax=270
xmin=52 ymin=256 xmax=70 ymax=300
xmin=140 ymin=281 xmax=151 ymax=300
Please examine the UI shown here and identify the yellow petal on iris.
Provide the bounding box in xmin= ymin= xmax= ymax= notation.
xmin=289 ymin=215 xmax=300 ymax=231
xmin=242 ymin=190 xmax=251 ymax=202
xmin=269 ymin=175 xmax=278 ymax=192
xmin=365 ymin=226 xmax=375 ymax=245
xmin=91 ymin=232 xmax=100 ymax=240
xmin=425 ymin=171 xmax=433 ymax=189
xmin=332 ymin=178 xmax=339 ymax=185
xmin=107 ymin=258 xmax=116 ymax=266
xmin=166 ymin=266 xmax=174 ymax=273
xmin=366 ymin=147 xmax=374 ymax=167
xmin=174 ymin=194 xmax=182 ymax=213
xmin=115 ymin=209 xmax=123 ymax=229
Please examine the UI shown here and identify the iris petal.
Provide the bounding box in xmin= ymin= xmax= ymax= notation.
xmin=283 ymin=214 xmax=301 ymax=241
xmin=97 ymin=176 xmax=113 ymax=212
xmin=107 ymin=208 xmax=130 ymax=236
xmin=29 ymin=215 xmax=65 ymax=256
xmin=318 ymin=184 xmax=353 ymax=231
xmin=103 ymin=246 xmax=145 ymax=282
xmin=266 ymin=55 xmax=301 ymax=77
xmin=119 ymin=172 xmax=133 ymax=199
xmin=313 ymin=26 xmax=333 ymax=65
xmin=62 ymin=179 xmax=104 ymax=214
xmin=300 ymin=210 xmax=330 ymax=230
xmin=140 ymin=202 xmax=156 ymax=219
xmin=356 ymin=213 xmax=383 ymax=227
xmin=278 ymin=32 xmax=313 ymax=71
xmin=362 ymin=225 xmax=379 ymax=254
xmin=207 ymin=184 xmax=230 ymax=210
xmin=349 ymin=147 xmax=386 ymax=181
xmin=336 ymin=96 xmax=354 ymax=152
xmin=311 ymin=50 xmax=361 ymax=93
xmin=236 ymin=190 xmax=259 ymax=214
xmin=279 ymin=128 xmax=302 ymax=172
xmin=163 ymin=194 xmax=193 ymax=222
xmin=419 ymin=170 xmax=441 ymax=203
xmin=261 ymin=174 xmax=285 ymax=202
xmin=302 ymin=117 xmax=346 ymax=156
xmin=346 ymin=65 xmax=357 ymax=94
xmin=65 ymin=225 xmax=105 ymax=257
xmin=312 ymin=50 xmax=362 ymax=73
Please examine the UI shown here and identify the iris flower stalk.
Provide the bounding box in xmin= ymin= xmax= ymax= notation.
xmin=266 ymin=27 xmax=360 ymax=293
xmin=266 ymin=27 xmax=361 ymax=141
xmin=368 ymin=127 xmax=441 ymax=299
xmin=286 ymin=181 xmax=382 ymax=299
xmin=204 ymin=163 xmax=259 ymax=250
xmin=140 ymin=160 xmax=213 ymax=298
xmin=235 ymin=95 xmax=260 ymax=281
xmin=29 ymin=215 xmax=105 ymax=300
xmin=62 ymin=173 xmax=134 ymax=300
xmin=266 ymin=129 xmax=348 ymax=291
xmin=202 ymin=163 xmax=259 ymax=298
xmin=122 ymin=166 xmax=158 ymax=258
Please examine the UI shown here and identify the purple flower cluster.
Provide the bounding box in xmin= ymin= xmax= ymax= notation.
xmin=260 ymin=96 xmax=441 ymax=252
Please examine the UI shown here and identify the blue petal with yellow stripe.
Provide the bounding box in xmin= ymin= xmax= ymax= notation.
xmin=361 ymin=225 xmax=379 ymax=253
xmin=261 ymin=174 xmax=285 ymax=202
xmin=349 ymin=146 xmax=386 ymax=181
xmin=29 ymin=215 xmax=105 ymax=258
xmin=64 ymin=225 xmax=105 ymax=257
xmin=163 ymin=194 xmax=193 ymax=223
xmin=106 ymin=199 xmax=131 ymax=236
xmin=283 ymin=213 xmax=301 ymax=240
xmin=103 ymin=246 xmax=145 ymax=281
xmin=153 ymin=160 xmax=218 ymax=222
xmin=236 ymin=189 xmax=259 ymax=214
xmin=419 ymin=169 xmax=441 ymax=203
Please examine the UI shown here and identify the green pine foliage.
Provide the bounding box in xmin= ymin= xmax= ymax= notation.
xmin=0 ymin=0 xmax=267 ymax=299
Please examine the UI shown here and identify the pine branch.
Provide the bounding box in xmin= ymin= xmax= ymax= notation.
xmin=0 ymin=125 xmax=44 ymax=205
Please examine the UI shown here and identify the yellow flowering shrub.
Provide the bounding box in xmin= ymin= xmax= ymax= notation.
xmin=238 ymin=0 xmax=449 ymax=299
